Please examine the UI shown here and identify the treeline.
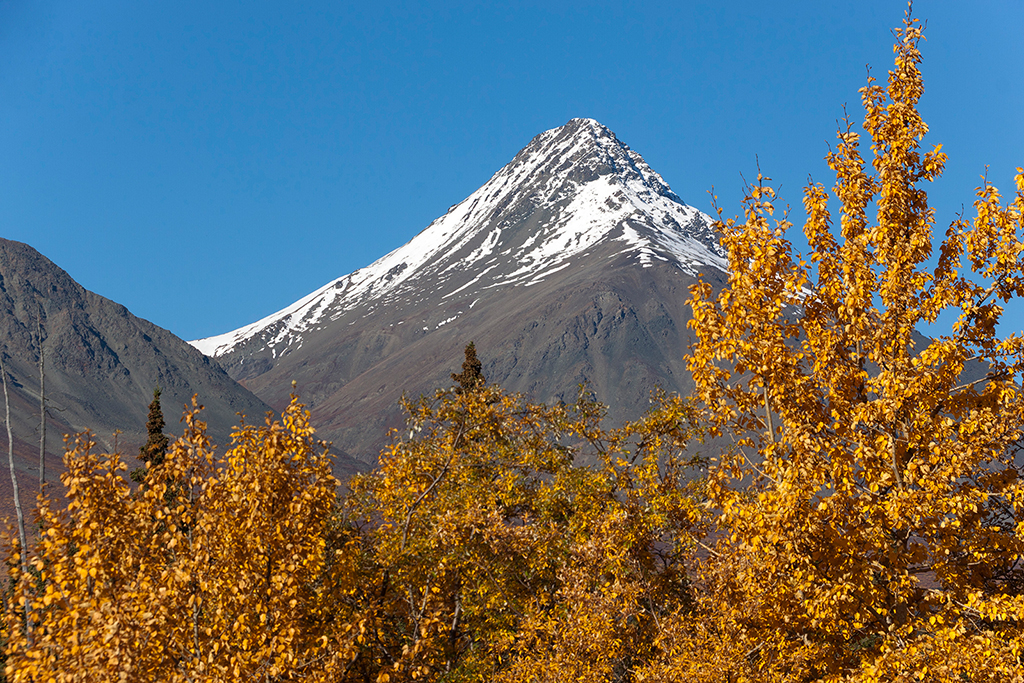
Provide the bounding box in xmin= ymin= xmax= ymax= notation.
xmin=4 ymin=8 xmax=1024 ymax=681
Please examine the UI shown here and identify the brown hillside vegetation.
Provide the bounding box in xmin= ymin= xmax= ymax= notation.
xmin=4 ymin=7 xmax=1024 ymax=682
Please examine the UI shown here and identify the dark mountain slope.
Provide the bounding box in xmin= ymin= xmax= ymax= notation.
xmin=0 ymin=238 xmax=361 ymax=512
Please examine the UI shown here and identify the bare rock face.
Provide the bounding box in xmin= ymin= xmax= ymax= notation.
xmin=0 ymin=238 xmax=362 ymax=513
xmin=192 ymin=119 xmax=730 ymax=465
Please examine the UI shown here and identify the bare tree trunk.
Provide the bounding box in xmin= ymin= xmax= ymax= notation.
xmin=763 ymin=382 xmax=776 ymax=444
xmin=1 ymin=353 xmax=27 ymax=551
xmin=1 ymin=351 xmax=31 ymax=643
xmin=38 ymin=317 xmax=46 ymax=491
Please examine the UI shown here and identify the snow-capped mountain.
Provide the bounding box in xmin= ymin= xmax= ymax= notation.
xmin=192 ymin=119 xmax=725 ymax=360
xmin=191 ymin=119 xmax=731 ymax=465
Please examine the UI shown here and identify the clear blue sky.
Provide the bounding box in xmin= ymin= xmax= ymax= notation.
xmin=2 ymin=1 xmax=1021 ymax=341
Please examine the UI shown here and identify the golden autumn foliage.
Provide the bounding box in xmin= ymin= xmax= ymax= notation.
xmin=2 ymin=380 xmax=705 ymax=682
xmin=2 ymin=397 xmax=359 ymax=682
xmin=683 ymin=8 xmax=1024 ymax=683
xmin=348 ymin=381 xmax=703 ymax=682
xmin=2 ymin=8 xmax=1022 ymax=683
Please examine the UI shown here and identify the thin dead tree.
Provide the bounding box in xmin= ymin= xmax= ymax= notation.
xmin=1 ymin=352 xmax=26 ymax=548
xmin=1 ymin=349 xmax=31 ymax=642
xmin=37 ymin=312 xmax=46 ymax=491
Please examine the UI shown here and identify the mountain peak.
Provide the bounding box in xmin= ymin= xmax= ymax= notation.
xmin=191 ymin=121 xmax=726 ymax=358
xmin=547 ymin=117 xmax=616 ymax=144
xmin=509 ymin=117 xmax=671 ymax=194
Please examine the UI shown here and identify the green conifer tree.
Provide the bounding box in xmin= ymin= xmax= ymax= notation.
xmin=451 ymin=342 xmax=485 ymax=393
xmin=131 ymin=388 xmax=169 ymax=483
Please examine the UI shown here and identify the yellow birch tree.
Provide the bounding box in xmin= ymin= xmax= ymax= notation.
xmin=351 ymin=376 xmax=704 ymax=682
xmin=3 ymin=396 xmax=360 ymax=682
xmin=682 ymin=7 xmax=1024 ymax=682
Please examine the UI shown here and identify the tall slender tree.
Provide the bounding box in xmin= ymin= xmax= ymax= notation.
xmin=1 ymin=350 xmax=30 ymax=645
xmin=37 ymin=312 xmax=45 ymax=492
xmin=451 ymin=341 xmax=485 ymax=393
xmin=131 ymin=388 xmax=169 ymax=483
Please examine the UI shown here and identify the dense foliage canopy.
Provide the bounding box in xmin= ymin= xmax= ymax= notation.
xmin=684 ymin=9 xmax=1024 ymax=681
xmin=2 ymin=382 xmax=703 ymax=682
xmin=3 ymin=7 xmax=1023 ymax=682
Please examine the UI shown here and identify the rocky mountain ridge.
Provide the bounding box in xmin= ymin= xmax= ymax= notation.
xmin=191 ymin=119 xmax=731 ymax=464
xmin=192 ymin=119 xmax=726 ymax=364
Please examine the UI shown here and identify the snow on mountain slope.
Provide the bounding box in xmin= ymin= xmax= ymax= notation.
xmin=191 ymin=118 xmax=727 ymax=358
